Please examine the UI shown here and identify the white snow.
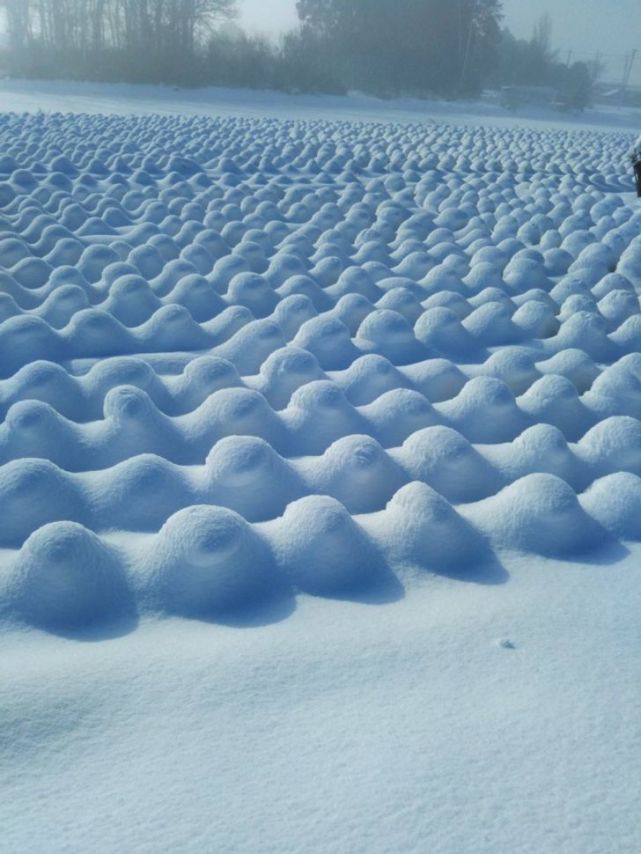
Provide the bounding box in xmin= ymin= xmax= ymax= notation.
xmin=1 ymin=79 xmax=641 ymax=853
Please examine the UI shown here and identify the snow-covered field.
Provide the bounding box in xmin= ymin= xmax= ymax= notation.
xmin=1 ymin=76 xmax=641 ymax=132
xmin=1 ymin=82 xmax=641 ymax=853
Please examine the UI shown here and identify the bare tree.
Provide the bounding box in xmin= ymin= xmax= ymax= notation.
xmin=531 ymin=13 xmax=554 ymax=62
xmin=1 ymin=0 xmax=34 ymax=50
xmin=2 ymin=0 xmax=235 ymax=57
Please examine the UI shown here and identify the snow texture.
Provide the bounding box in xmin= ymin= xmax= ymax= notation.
xmin=1 ymin=85 xmax=641 ymax=853
xmin=0 ymin=110 xmax=639 ymax=634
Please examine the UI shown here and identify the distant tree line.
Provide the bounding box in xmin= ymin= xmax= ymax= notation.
xmin=293 ymin=0 xmax=503 ymax=96
xmin=0 ymin=0 xmax=236 ymax=82
xmin=0 ymin=0 xmax=598 ymax=105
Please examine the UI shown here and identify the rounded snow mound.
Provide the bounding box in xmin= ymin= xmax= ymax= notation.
xmin=151 ymin=505 xmax=278 ymax=618
xmin=8 ymin=522 xmax=133 ymax=634
xmin=399 ymin=426 xmax=503 ymax=502
xmin=467 ymin=473 xmax=607 ymax=556
xmin=271 ymin=495 xmax=386 ymax=596
xmin=0 ymin=458 xmax=89 ymax=547
xmin=580 ymin=473 xmax=641 ymax=539
xmin=206 ymin=435 xmax=301 ymax=520
xmin=316 ymin=434 xmax=406 ymax=513
xmin=366 ymin=481 xmax=494 ymax=575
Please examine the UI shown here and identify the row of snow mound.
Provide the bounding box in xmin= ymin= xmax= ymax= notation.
xmin=0 ymin=110 xmax=639 ymax=636
xmin=0 ymin=124 xmax=635 ymax=316
xmin=6 ymin=287 xmax=641 ymax=375
xmin=4 ymin=416 xmax=641 ymax=547
xmin=4 ymin=370 xmax=641 ymax=471
xmin=0 ymin=203 xmax=636 ymax=306
xmin=0 ymin=112 xmax=629 ymax=176
xmin=0 ymin=347 xmax=611 ymax=420
xmin=3 ymin=471 xmax=640 ymax=636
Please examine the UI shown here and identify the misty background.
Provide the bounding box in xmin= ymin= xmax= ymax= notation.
xmin=240 ymin=0 xmax=640 ymax=86
xmin=0 ymin=0 xmax=639 ymax=105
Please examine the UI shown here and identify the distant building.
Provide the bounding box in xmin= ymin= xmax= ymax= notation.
xmin=593 ymin=82 xmax=641 ymax=107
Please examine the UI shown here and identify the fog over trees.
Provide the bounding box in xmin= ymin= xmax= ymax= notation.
xmin=0 ymin=0 xmax=597 ymax=105
xmin=1 ymin=0 xmax=235 ymax=81
xmin=295 ymin=0 xmax=502 ymax=95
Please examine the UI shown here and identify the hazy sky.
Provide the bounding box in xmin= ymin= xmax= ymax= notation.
xmin=239 ymin=0 xmax=298 ymax=35
xmin=239 ymin=0 xmax=641 ymax=85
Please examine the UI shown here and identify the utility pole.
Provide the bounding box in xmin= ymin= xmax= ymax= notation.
xmin=590 ymin=50 xmax=602 ymax=88
xmin=459 ymin=0 xmax=475 ymax=92
xmin=621 ymin=49 xmax=637 ymax=106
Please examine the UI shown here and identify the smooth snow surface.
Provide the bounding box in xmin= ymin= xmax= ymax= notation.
xmin=0 ymin=77 xmax=641 ymax=132
xmin=1 ymin=86 xmax=641 ymax=852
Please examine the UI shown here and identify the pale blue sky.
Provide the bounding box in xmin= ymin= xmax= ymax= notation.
xmin=239 ymin=0 xmax=641 ymax=84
